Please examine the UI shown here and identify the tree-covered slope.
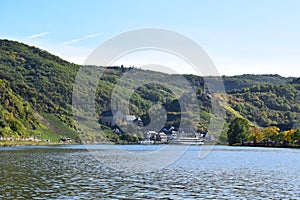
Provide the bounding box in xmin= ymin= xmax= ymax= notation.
xmin=0 ymin=79 xmax=56 ymax=139
xmin=223 ymin=74 xmax=293 ymax=92
xmin=227 ymin=84 xmax=300 ymax=127
xmin=0 ymin=39 xmax=299 ymax=143
xmin=0 ymin=39 xmax=78 ymax=114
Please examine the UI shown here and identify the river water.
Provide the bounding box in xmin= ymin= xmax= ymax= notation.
xmin=0 ymin=145 xmax=299 ymax=199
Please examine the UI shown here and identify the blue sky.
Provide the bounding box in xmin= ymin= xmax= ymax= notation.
xmin=1 ymin=0 xmax=300 ymax=76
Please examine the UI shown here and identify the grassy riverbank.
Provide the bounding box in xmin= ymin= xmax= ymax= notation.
xmin=233 ymin=143 xmax=300 ymax=149
xmin=0 ymin=140 xmax=64 ymax=147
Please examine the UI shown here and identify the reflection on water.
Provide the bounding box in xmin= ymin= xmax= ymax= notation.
xmin=0 ymin=145 xmax=299 ymax=199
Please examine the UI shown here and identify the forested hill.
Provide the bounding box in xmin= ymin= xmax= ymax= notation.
xmin=227 ymin=84 xmax=300 ymax=128
xmin=0 ymin=79 xmax=42 ymax=138
xmin=0 ymin=39 xmax=299 ymax=143
xmin=0 ymin=39 xmax=78 ymax=114
xmin=222 ymin=74 xmax=294 ymax=92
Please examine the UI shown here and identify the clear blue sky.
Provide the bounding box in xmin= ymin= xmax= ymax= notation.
xmin=1 ymin=0 xmax=300 ymax=76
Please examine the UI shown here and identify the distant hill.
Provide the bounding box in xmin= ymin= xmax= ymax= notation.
xmin=0 ymin=39 xmax=299 ymax=143
xmin=291 ymin=77 xmax=300 ymax=84
xmin=227 ymin=83 xmax=300 ymax=127
xmin=222 ymin=74 xmax=294 ymax=92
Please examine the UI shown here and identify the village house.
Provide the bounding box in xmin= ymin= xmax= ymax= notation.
xmin=158 ymin=132 xmax=168 ymax=143
xmin=99 ymin=109 xmax=143 ymax=127
xmin=143 ymin=131 xmax=168 ymax=143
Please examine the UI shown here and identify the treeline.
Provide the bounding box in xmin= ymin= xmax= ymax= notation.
xmin=227 ymin=118 xmax=300 ymax=147
xmin=223 ymin=74 xmax=293 ymax=92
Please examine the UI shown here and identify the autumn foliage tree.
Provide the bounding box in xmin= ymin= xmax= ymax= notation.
xmin=262 ymin=126 xmax=280 ymax=144
xmin=292 ymin=129 xmax=300 ymax=144
xmin=283 ymin=129 xmax=294 ymax=144
xmin=247 ymin=127 xmax=263 ymax=144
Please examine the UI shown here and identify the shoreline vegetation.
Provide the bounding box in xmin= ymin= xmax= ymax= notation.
xmin=0 ymin=140 xmax=62 ymax=147
xmin=1 ymin=140 xmax=300 ymax=149
xmin=233 ymin=143 xmax=300 ymax=149
xmin=227 ymin=118 xmax=300 ymax=148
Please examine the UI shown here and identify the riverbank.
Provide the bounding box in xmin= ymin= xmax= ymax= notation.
xmin=233 ymin=143 xmax=300 ymax=149
xmin=3 ymin=140 xmax=299 ymax=149
xmin=0 ymin=140 xmax=65 ymax=147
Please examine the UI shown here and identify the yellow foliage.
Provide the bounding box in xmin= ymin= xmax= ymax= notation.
xmin=248 ymin=127 xmax=263 ymax=142
xmin=262 ymin=126 xmax=280 ymax=141
xmin=283 ymin=129 xmax=294 ymax=143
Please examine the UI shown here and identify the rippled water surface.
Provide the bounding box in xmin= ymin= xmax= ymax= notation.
xmin=0 ymin=145 xmax=299 ymax=199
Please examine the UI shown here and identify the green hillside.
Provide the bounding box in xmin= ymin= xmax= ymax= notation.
xmin=0 ymin=79 xmax=56 ymax=140
xmin=223 ymin=74 xmax=293 ymax=92
xmin=0 ymin=39 xmax=77 ymax=114
xmin=227 ymin=84 xmax=300 ymax=127
xmin=0 ymin=39 xmax=299 ymax=144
